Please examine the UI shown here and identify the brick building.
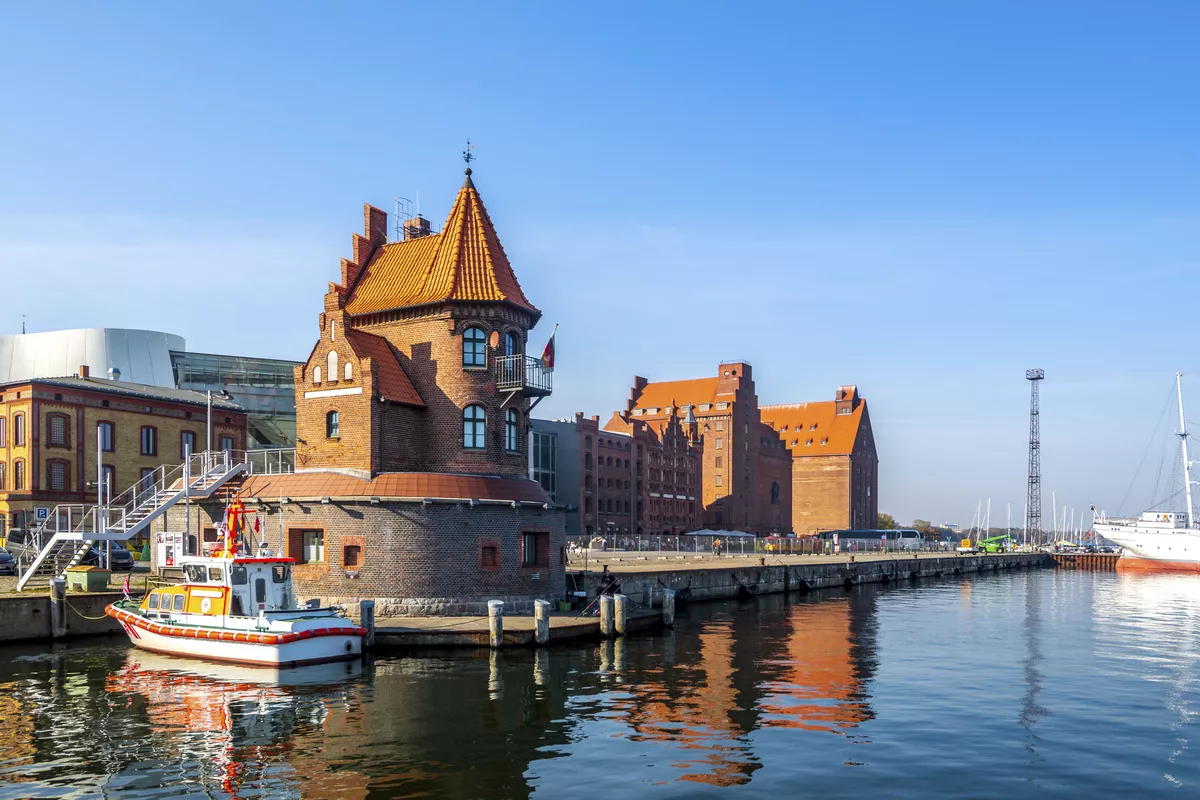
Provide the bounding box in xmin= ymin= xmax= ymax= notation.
xmin=760 ymin=385 xmax=878 ymax=533
xmin=622 ymin=362 xmax=791 ymax=535
xmin=163 ymin=166 xmax=565 ymax=615
xmin=567 ymin=409 xmax=703 ymax=542
xmin=0 ymin=370 xmax=246 ymax=538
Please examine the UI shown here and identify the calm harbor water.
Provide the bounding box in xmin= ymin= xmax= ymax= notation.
xmin=2 ymin=569 xmax=1199 ymax=798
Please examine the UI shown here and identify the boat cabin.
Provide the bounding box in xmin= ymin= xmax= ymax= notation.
xmin=142 ymin=555 xmax=300 ymax=619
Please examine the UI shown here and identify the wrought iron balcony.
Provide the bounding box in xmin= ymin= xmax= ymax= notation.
xmin=493 ymin=354 xmax=553 ymax=397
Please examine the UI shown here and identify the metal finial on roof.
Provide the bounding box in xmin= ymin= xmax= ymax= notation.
xmin=462 ymin=139 xmax=475 ymax=177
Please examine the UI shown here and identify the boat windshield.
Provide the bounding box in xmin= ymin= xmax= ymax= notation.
xmin=183 ymin=564 xmax=208 ymax=583
xmin=272 ymin=565 xmax=289 ymax=584
xmin=231 ymin=564 xmax=248 ymax=585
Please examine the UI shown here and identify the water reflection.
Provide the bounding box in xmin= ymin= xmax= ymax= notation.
xmin=6 ymin=573 xmax=1196 ymax=798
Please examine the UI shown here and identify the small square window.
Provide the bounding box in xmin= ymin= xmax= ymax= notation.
xmin=343 ymin=544 xmax=361 ymax=568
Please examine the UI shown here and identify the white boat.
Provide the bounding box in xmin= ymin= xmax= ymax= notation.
xmin=1093 ymin=373 xmax=1200 ymax=573
xmin=106 ymin=497 xmax=365 ymax=666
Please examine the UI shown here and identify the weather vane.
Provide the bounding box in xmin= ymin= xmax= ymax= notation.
xmin=462 ymin=139 xmax=475 ymax=173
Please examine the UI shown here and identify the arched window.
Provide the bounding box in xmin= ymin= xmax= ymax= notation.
xmin=462 ymin=327 xmax=486 ymax=367
xmin=313 ymin=366 xmax=321 ymax=384
xmin=13 ymin=459 xmax=24 ymax=491
xmin=463 ymin=404 xmax=486 ymax=449
xmin=0 ymin=462 xmax=5 ymax=490
xmin=624 ymin=500 xmax=630 ymax=513
xmin=344 ymin=362 xmax=353 ymax=381
xmin=771 ymin=481 xmax=781 ymax=505
xmin=607 ymin=456 xmax=613 ymax=467
xmin=13 ymin=413 xmax=25 ymax=446
xmin=504 ymin=331 xmax=520 ymax=357
xmin=327 ymin=350 xmax=338 ymax=380
xmin=326 ymin=410 xmax=340 ymax=438
xmin=505 ymin=408 xmax=520 ymax=452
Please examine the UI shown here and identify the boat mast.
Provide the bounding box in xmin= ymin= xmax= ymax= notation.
xmin=1176 ymin=371 xmax=1194 ymax=527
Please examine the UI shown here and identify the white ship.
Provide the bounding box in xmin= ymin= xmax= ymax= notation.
xmin=1093 ymin=373 xmax=1200 ymax=572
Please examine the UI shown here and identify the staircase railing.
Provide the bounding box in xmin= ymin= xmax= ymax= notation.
xmin=16 ymin=450 xmax=250 ymax=591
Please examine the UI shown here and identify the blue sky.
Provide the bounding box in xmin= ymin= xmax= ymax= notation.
xmin=2 ymin=2 xmax=1198 ymax=526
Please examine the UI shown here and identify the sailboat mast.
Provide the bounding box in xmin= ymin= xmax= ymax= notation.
xmin=1176 ymin=371 xmax=1194 ymax=526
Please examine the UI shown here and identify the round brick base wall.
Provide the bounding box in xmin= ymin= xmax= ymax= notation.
xmin=162 ymin=499 xmax=567 ymax=616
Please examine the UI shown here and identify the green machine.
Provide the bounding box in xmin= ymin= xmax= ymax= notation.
xmin=975 ymin=534 xmax=1012 ymax=554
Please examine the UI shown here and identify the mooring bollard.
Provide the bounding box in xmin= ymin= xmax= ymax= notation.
xmin=614 ymin=593 xmax=628 ymax=636
xmin=661 ymin=587 xmax=676 ymax=628
xmin=359 ymin=599 xmax=376 ymax=649
xmin=487 ymin=600 xmax=504 ymax=649
xmin=534 ymin=599 xmax=551 ymax=645
xmin=50 ymin=577 xmax=67 ymax=639
xmin=599 ymin=594 xmax=615 ymax=637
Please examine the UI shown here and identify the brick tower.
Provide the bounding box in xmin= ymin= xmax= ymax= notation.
xmin=164 ymin=165 xmax=564 ymax=616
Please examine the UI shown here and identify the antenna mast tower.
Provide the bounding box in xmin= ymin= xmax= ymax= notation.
xmin=1026 ymin=369 xmax=1044 ymax=543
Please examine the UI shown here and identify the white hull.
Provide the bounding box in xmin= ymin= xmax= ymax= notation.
xmin=122 ymin=624 xmax=361 ymax=666
xmin=1093 ymin=523 xmax=1200 ymax=569
xmin=109 ymin=605 xmax=364 ymax=667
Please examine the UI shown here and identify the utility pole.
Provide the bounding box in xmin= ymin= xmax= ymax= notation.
xmin=1026 ymin=369 xmax=1044 ymax=545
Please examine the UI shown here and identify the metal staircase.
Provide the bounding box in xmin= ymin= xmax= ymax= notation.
xmin=16 ymin=450 xmax=248 ymax=591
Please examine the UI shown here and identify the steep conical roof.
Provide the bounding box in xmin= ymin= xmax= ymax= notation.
xmin=345 ymin=172 xmax=539 ymax=316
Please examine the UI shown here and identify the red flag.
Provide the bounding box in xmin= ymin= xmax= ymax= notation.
xmin=541 ymin=327 xmax=556 ymax=369
xmin=254 ymin=515 xmax=261 ymax=534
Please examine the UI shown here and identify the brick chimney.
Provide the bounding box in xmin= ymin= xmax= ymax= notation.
xmin=403 ymin=214 xmax=432 ymax=240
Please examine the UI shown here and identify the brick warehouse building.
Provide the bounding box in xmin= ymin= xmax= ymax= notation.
xmin=621 ymin=362 xmax=792 ymax=535
xmin=163 ymin=166 xmax=565 ymax=615
xmin=760 ymin=385 xmax=878 ymax=533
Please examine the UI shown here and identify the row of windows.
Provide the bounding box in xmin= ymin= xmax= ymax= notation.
xmin=311 ymin=352 xmax=354 ymax=385
xmin=585 ymin=497 xmax=631 ymax=514
xmin=0 ymin=459 xmax=144 ymax=496
xmin=582 ymin=435 xmax=639 ymax=455
xmin=324 ymin=407 xmax=523 ymax=452
xmin=0 ymin=416 xmax=231 ymax=457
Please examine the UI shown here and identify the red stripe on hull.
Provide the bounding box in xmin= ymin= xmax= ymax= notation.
xmin=1117 ymin=556 xmax=1200 ymax=573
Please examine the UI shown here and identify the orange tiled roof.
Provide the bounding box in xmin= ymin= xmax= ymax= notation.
xmin=344 ymin=329 xmax=424 ymax=407
xmin=760 ymin=401 xmax=864 ymax=456
xmin=239 ymin=471 xmax=552 ymax=504
xmin=345 ymin=175 xmax=539 ymax=316
xmin=632 ymin=378 xmax=725 ymax=413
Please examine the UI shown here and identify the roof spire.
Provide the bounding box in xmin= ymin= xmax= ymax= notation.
xmin=462 ymin=139 xmax=476 ymax=185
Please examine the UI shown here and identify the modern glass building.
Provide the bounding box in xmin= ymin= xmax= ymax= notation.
xmin=170 ymin=351 xmax=298 ymax=448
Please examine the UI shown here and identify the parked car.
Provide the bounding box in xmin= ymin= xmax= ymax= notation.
xmin=80 ymin=545 xmax=134 ymax=571
xmin=0 ymin=547 xmax=15 ymax=575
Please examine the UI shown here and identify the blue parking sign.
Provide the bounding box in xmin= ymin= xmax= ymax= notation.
xmin=35 ymin=507 xmax=49 ymax=520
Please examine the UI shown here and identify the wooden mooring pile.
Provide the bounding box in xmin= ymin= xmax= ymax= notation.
xmin=1049 ymin=552 xmax=1120 ymax=571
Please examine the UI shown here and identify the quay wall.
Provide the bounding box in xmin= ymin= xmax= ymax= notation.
xmin=0 ymin=591 xmax=123 ymax=643
xmin=605 ymin=553 xmax=1055 ymax=605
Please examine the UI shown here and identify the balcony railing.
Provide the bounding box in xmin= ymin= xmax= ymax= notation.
xmin=493 ymin=354 xmax=553 ymax=396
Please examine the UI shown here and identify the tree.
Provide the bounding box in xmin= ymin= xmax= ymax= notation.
xmin=877 ymin=512 xmax=897 ymax=530
xmin=911 ymin=519 xmax=932 ymax=532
